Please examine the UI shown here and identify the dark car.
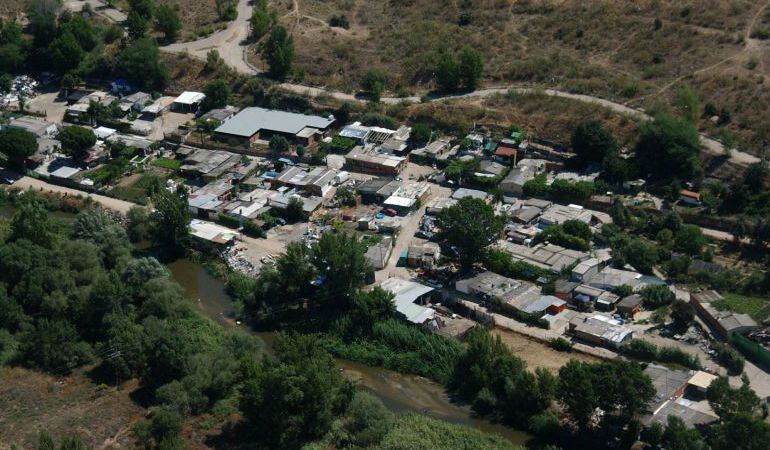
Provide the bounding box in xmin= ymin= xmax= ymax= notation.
xmin=415 ymin=230 xmax=434 ymax=240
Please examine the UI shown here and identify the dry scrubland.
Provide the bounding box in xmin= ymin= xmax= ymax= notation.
xmin=114 ymin=0 xmax=229 ymax=39
xmin=273 ymin=0 xmax=770 ymax=156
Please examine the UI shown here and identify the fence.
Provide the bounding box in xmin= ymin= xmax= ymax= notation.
xmin=731 ymin=333 xmax=770 ymax=373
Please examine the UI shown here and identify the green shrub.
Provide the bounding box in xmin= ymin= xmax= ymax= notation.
xmin=549 ymin=337 xmax=573 ymax=352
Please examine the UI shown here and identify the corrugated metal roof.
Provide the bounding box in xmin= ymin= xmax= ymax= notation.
xmin=215 ymin=107 xmax=334 ymax=137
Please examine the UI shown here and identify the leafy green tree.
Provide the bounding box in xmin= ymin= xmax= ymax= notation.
xmin=117 ymin=37 xmax=169 ymax=90
xmin=126 ymin=10 xmax=149 ymax=39
xmin=20 ymin=318 xmax=92 ymax=373
xmin=0 ymin=127 xmax=37 ymax=168
xmin=557 ymin=360 xmax=599 ymax=430
xmin=250 ymin=3 xmax=274 ymax=39
xmin=59 ymin=126 xmax=96 ymax=160
xmin=269 ymin=135 xmax=290 ymax=156
xmin=59 ymin=13 xmax=97 ymax=51
xmin=311 ymin=232 xmax=370 ymax=308
xmin=201 ymin=79 xmax=231 ymax=112
xmin=150 ymin=187 xmax=191 ymax=256
xmin=458 ymin=46 xmax=483 ymax=91
xmin=10 ymin=200 xmax=58 ymax=248
xmin=639 ymin=284 xmax=675 ymax=308
xmin=127 ymin=206 xmax=151 ymax=242
xmin=708 ymin=412 xmax=770 ymax=450
xmin=151 ymin=407 xmax=182 ymax=444
xmin=437 ymin=197 xmax=503 ymax=271
xmin=0 ymin=19 xmax=28 ymax=73
xmin=571 ymin=121 xmax=618 ymax=164
xmin=263 ymin=25 xmax=294 ymax=79
xmin=409 ymin=123 xmax=432 ymax=147
xmin=435 ymin=50 xmax=460 ymax=92
xmin=239 ymin=334 xmax=353 ymax=448
xmin=362 ymin=69 xmax=386 ymax=102
xmin=675 ymin=85 xmax=700 ymax=124
xmin=707 ymin=376 xmax=761 ymax=418
xmin=673 ymin=224 xmax=705 ymax=256
xmin=155 ymin=4 xmax=181 ymax=40
xmin=662 ymin=415 xmax=704 ymax=450
xmin=284 ymin=197 xmax=305 ymax=223
xmin=523 ymin=173 xmax=549 ymax=198
xmin=27 ymin=0 xmax=60 ymax=49
xmin=349 ymin=287 xmax=396 ymax=335
xmin=548 ymin=179 xmax=595 ymax=204
xmin=670 ymin=299 xmax=694 ymax=330
xmin=334 ymin=186 xmax=357 ymax=207
xmin=635 ymin=114 xmax=702 ymax=182
xmin=342 ymin=392 xmax=394 ymax=448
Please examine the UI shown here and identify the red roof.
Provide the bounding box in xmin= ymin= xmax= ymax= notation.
xmin=679 ymin=189 xmax=700 ymax=200
xmin=495 ymin=145 xmax=517 ymax=157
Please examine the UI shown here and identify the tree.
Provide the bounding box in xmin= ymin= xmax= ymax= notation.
xmin=59 ymin=126 xmax=96 ymax=160
xmin=709 ymin=412 xmax=770 ymax=450
xmin=409 ymin=123 xmax=432 ymax=147
xmin=263 ymin=25 xmax=294 ymax=79
xmin=707 ymin=376 xmax=761 ymax=418
xmin=285 ymin=197 xmax=305 ymax=223
xmin=571 ymin=121 xmax=618 ymax=165
xmin=129 ymin=0 xmax=154 ymax=19
xmin=201 ymin=79 xmax=231 ymax=112
xmin=458 ymin=46 xmax=483 ymax=91
xmin=673 ymin=224 xmax=705 ymax=256
xmin=0 ymin=19 xmax=27 ymax=74
xmin=662 ymin=415 xmax=705 ymax=450
xmin=362 ymin=69 xmax=386 ymax=102
xmin=155 ymin=4 xmax=181 ymax=41
xmin=349 ymin=287 xmax=396 ymax=335
xmin=639 ymin=285 xmax=675 ymax=308
xmin=0 ymin=127 xmax=37 ymax=168
xmin=437 ymin=197 xmax=504 ymax=271
xmin=269 ymin=135 xmax=290 ymax=156
xmin=239 ymin=334 xmax=353 ymax=448
xmin=311 ymin=232 xmax=370 ymax=308
xmin=151 ymin=407 xmax=182 ymax=444
xmin=343 ymin=392 xmax=394 ymax=448
xmin=127 ymin=206 xmax=151 ymax=242
xmin=250 ymin=4 xmax=274 ymax=39
xmin=557 ymin=360 xmax=599 ymax=430
xmin=435 ymin=50 xmax=460 ymax=92
xmin=10 ymin=199 xmax=58 ymax=248
xmin=27 ymin=0 xmax=60 ymax=49
xmin=150 ymin=187 xmax=191 ymax=256
xmin=635 ymin=114 xmax=702 ymax=182
xmin=20 ymin=318 xmax=92 ymax=373
xmin=126 ymin=10 xmax=149 ymax=40
xmin=117 ymin=37 xmax=169 ymax=91
xmin=334 ymin=186 xmax=357 ymax=207
xmin=670 ymin=299 xmax=694 ymax=330
xmin=48 ymin=31 xmax=84 ymax=73
xmin=675 ymin=85 xmax=700 ymax=124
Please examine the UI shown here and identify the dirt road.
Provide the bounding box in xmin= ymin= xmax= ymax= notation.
xmin=160 ymin=0 xmax=255 ymax=75
xmin=13 ymin=176 xmax=137 ymax=214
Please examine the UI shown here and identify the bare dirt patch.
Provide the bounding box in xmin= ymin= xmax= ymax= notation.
xmin=0 ymin=366 xmax=146 ymax=449
xmin=491 ymin=328 xmax=599 ymax=373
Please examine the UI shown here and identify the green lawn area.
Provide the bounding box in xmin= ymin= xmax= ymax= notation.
xmin=151 ymin=157 xmax=182 ymax=171
xmin=713 ymin=293 xmax=770 ymax=323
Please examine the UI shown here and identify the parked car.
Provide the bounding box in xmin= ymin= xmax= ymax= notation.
xmin=382 ymin=208 xmax=398 ymax=217
xmin=415 ymin=230 xmax=434 ymax=240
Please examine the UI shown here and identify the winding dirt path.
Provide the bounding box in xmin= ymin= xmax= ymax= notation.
xmin=102 ymin=0 xmax=760 ymax=167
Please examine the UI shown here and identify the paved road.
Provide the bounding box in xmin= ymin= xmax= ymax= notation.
xmin=160 ymin=0 xmax=256 ymax=75
xmin=13 ymin=176 xmax=137 ymax=214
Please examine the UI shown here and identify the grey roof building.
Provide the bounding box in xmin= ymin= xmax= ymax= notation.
xmin=214 ymin=107 xmax=335 ymax=141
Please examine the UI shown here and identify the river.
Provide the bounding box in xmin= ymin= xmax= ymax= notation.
xmin=166 ymin=258 xmax=532 ymax=446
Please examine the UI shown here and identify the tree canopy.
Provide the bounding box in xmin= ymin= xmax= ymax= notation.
xmin=59 ymin=126 xmax=96 ymax=160
xmin=571 ymin=121 xmax=618 ymax=165
xmin=436 ymin=197 xmax=504 ymax=271
xmin=635 ymin=113 xmax=702 ymax=182
xmin=0 ymin=127 xmax=37 ymax=168
xmin=263 ymin=25 xmax=294 ymax=79
xmin=116 ymin=37 xmax=169 ymax=90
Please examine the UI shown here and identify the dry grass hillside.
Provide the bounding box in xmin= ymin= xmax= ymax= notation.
xmin=272 ymin=0 xmax=769 ymax=156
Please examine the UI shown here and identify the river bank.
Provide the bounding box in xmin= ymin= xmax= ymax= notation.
xmin=165 ymin=257 xmax=532 ymax=445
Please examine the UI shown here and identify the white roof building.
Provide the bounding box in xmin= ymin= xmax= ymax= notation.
xmin=380 ymin=278 xmax=436 ymax=325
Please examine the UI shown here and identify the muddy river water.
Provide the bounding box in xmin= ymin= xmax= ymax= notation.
xmin=166 ymin=258 xmax=531 ymax=445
